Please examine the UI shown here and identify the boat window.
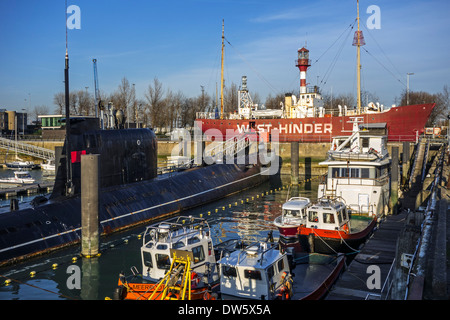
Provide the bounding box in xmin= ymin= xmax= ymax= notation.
xmin=362 ymin=138 xmax=369 ymax=148
xmin=342 ymin=208 xmax=348 ymax=221
xmin=143 ymin=251 xmax=152 ymax=268
xmin=361 ymin=168 xmax=370 ymax=178
xmin=267 ymin=265 xmax=275 ymax=280
xmin=192 ymin=245 xmax=205 ymax=263
xmin=244 ymin=269 xmax=262 ymax=280
xmin=350 ymin=168 xmax=360 ymax=178
xmin=308 ymin=211 xmax=319 ymax=223
xmin=172 ymin=241 xmax=185 ymax=249
xmin=337 ymin=211 xmax=343 ymax=224
xmin=323 ymin=212 xmax=336 ymax=224
xmin=332 ymin=168 xmax=339 ymax=178
xmin=188 ymin=236 xmax=200 ymax=245
xmin=283 ymin=209 xmax=300 ymax=217
xmin=156 ymin=254 xmax=171 ymax=270
xmin=277 ymin=259 xmax=285 ymax=272
xmin=341 ymin=168 xmax=349 ymax=177
xmin=156 ymin=244 xmax=168 ymax=250
xmin=222 ymin=265 xmax=237 ymax=277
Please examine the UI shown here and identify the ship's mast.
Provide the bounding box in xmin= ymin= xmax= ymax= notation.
xmin=220 ymin=20 xmax=225 ymax=120
xmin=64 ymin=0 xmax=73 ymax=196
xmin=353 ymin=0 xmax=365 ymax=114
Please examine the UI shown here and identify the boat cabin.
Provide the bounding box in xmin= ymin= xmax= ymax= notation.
xmin=318 ymin=119 xmax=391 ymax=216
xmin=280 ymin=197 xmax=310 ymax=222
xmin=218 ymin=242 xmax=291 ymax=300
xmin=140 ymin=216 xmax=217 ymax=283
xmin=305 ymin=198 xmax=349 ymax=231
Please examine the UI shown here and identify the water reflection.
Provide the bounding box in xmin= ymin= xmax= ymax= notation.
xmin=0 ymin=175 xmax=319 ymax=300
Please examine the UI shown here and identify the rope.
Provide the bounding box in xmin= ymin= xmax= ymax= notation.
xmin=312 ymin=229 xmax=338 ymax=254
xmin=337 ymin=228 xmax=360 ymax=253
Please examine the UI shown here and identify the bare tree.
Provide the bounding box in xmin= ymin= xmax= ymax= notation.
xmin=398 ymin=86 xmax=450 ymax=126
xmin=53 ymin=92 xmax=65 ymax=114
xmin=31 ymin=105 xmax=50 ymax=125
xmin=53 ymin=92 xmax=79 ymax=114
xmin=224 ymin=82 xmax=238 ymax=114
xmin=145 ymin=78 xmax=165 ymax=129
xmin=265 ymin=93 xmax=285 ymax=110
xmin=322 ymin=92 xmax=355 ymax=115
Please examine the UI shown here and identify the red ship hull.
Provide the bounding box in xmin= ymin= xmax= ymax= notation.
xmin=196 ymin=103 xmax=435 ymax=142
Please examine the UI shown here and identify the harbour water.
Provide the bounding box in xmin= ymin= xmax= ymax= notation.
xmin=0 ymin=173 xmax=369 ymax=300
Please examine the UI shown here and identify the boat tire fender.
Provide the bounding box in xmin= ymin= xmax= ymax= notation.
xmin=113 ymin=286 xmax=126 ymax=300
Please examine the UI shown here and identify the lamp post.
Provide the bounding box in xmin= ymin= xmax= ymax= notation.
xmin=406 ymin=73 xmax=414 ymax=105
xmin=21 ymin=108 xmax=26 ymax=136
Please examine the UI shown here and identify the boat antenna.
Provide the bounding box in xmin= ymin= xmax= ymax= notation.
xmin=220 ymin=19 xmax=225 ymax=120
xmin=64 ymin=0 xmax=73 ymax=196
xmin=353 ymin=0 xmax=366 ymax=114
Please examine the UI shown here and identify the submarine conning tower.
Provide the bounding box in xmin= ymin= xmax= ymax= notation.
xmin=51 ymin=117 xmax=158 ymax=199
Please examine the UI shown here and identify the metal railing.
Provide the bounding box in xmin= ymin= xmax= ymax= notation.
xmin=365 ymin=258 xmax=396 ymax=300
xmin=0 ymin=136 xmax=55 ymax=161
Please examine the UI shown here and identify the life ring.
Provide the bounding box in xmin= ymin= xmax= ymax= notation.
xmin=342 ymin=223 xmax=349 ymax=234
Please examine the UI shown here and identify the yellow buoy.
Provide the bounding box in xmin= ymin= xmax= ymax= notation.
xmin=30 ymin=271 xmax=36 ymax=277
xmin=52 ymin=263 xmax=58 ymax=269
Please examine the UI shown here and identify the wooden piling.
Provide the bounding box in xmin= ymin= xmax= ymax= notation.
xmin=291 ymin=141 xmax=299 ymax=185
xmin=390 ymin=146 xmax=399 ymax=214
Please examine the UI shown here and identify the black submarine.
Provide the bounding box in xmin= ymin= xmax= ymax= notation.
xmin=0 ymin=50 xmax=279 ymax=267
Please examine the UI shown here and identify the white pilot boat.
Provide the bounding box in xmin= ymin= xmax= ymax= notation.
xmin=115 ymin=215 xmax=236 ymax=300
xmin=273 ymin=197 xmax=311 ymax=239
xmin=217 ymin=234 xmax=345 ymax=300
xmin=318 ymin=117 xmax=391 ymax=216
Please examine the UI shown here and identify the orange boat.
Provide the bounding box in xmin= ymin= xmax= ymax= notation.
xmin=112 ymin=216 xmax=239 ymax=300
xmin=297 ymin=198 xmax=377 ymax=254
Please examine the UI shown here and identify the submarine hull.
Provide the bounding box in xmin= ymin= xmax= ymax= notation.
xmin=0 ymin=152 xmax=272 ymax=266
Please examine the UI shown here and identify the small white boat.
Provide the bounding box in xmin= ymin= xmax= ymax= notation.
xmin=217 ymin=235 xmax=346 ymax=300
xmin=273 ymin=197 xmax=311 ymax=239
xmin=41 ymin=160 xmax=55 ymax=171
xmin=0 ymin=171 xmax=35 ymax=187
xmin=6 ymin=161 xmax=38 ymax=170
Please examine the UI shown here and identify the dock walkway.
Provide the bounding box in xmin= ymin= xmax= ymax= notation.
xmin=327 ymin=211 xmax=408 ymax=300
xmin=0 ymin=182 xmax=53 ymax=198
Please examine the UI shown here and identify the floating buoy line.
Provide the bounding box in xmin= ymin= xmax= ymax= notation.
xmin=0 ymin=177 xmax=320 ymax=298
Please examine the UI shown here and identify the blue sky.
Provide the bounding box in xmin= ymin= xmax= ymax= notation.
xmin=1 ymin=0 xmax=449 ymax=113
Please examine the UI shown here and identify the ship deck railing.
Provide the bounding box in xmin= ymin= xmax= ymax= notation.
xmin=322 ymin=174 xmax=390 ymax=187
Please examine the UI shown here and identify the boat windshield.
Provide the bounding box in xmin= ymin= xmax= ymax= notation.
xmin=283 ymin=209 xmax=301 ymax=217
xmin=323 ymin=212 xmax=336 ymax=224
xmin=16 ymin=173 xmax=31 ymax=179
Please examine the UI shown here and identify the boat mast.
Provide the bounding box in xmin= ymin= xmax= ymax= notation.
xmin=220 ymin=19 xmax=225 ymax=120
xmin=353 ymin=0 xmax=365 ymax=114
xmin=64 ymin=1 xmax=73 ymax=196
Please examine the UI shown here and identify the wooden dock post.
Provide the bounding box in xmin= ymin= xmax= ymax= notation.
xmin=291 ymin=141 xmax=299 ymax=185
xmin=81 ymin=154 xmax=100 ymax=258
xmin=402 ymin=141 xmax=410 ymax=186
xmin=390 ymin=146 xmax=399 ymax=214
